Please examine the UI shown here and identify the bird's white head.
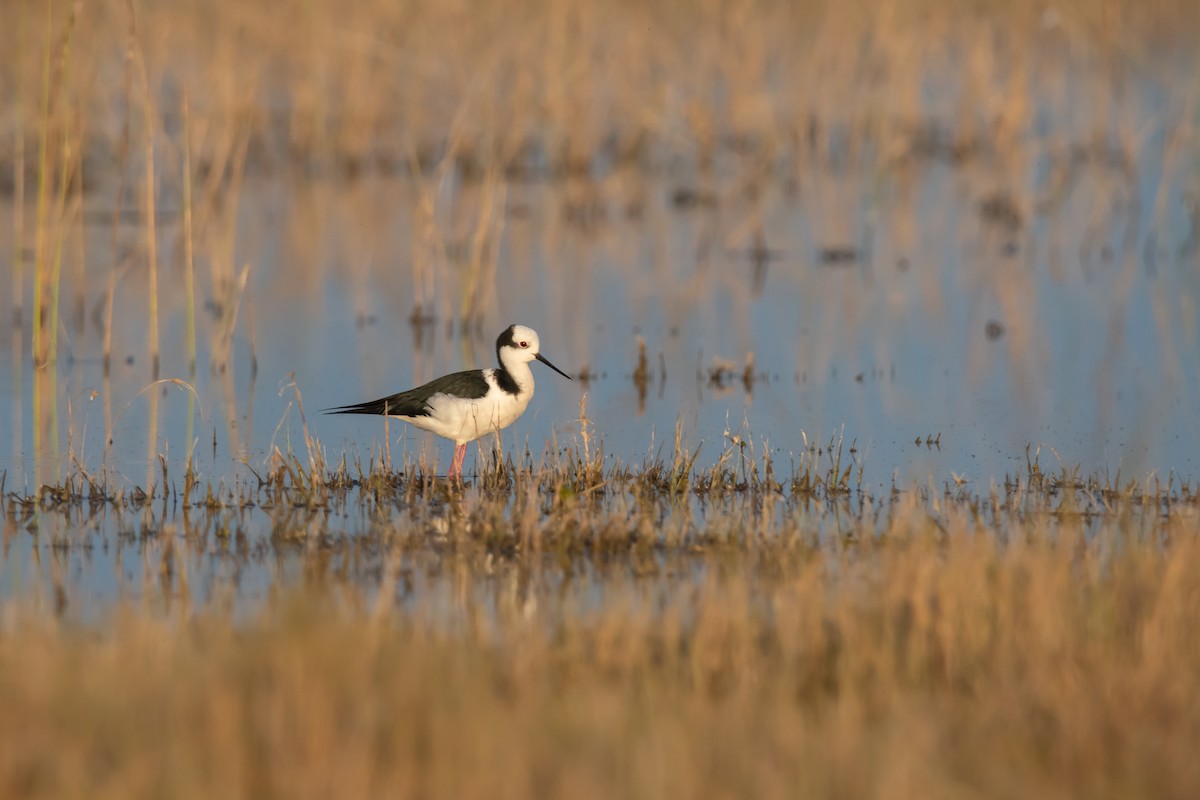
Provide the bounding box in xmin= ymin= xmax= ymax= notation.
xmin=497 ymin=324 xmax=572 ymax=380
xmin=499 ymin=324 xmax=541 ymax=363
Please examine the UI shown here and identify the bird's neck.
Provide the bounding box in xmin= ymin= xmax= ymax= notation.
xmin=496 ymin=358 xmax=534 ymax=396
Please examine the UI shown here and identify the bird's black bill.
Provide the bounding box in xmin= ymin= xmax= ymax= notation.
xmin=536 ymin=352 xmax=572 ymax=380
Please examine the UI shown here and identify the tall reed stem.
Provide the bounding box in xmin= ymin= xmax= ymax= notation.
xmin=103 ymin=3 xmax=137 ymax=375
xmin=32 ymin=0 xmax=53 ymax=367
xmin=47 ymin=2 xmax=80 ymax=368
xmin=12 ymin=2 xmax=27 ymax=329
xmin=139 ymin=66 xmax=160 ymax=378
xmin=183 ymin=93 xmax=196 ymax=376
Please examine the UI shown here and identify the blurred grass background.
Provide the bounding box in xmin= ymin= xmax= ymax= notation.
xmin=5 ymin=0 xmax=1197 ymax=202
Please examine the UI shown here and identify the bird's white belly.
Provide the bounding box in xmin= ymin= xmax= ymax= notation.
xmin=406 ymin=392 xmax=530 ymax=444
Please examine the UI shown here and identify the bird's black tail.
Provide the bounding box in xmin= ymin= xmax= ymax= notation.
xmin=322 ymin=394 xmax=425 ymax=417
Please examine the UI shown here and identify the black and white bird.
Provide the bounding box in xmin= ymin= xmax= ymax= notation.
xmin=326 ymin=324 xmax=572 ymax=479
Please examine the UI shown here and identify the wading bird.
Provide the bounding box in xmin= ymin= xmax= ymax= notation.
xmin=326 ymin=324 xmax=571 ymax=480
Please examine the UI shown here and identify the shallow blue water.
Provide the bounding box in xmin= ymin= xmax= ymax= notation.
xmin=2 ymin=52 xmax=1199 ymax=614
xmin=3 ymin=149 xmax=1196 ymax=493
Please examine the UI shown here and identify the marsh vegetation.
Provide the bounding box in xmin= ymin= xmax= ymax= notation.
xmin=3 ymin=0 xmax=1200 ymax=797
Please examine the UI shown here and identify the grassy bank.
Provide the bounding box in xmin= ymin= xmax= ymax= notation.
xmin=3 ymin=500 xmax=1199 ymax=799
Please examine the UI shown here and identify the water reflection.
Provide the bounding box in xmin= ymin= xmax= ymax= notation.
xmin=4 ymin=448 xmax=1194 ymax=620
xmin=3 ymin=146 xmax=1199 ymax=491
xmin=0 ymin=46 xmax=1198 ymax=572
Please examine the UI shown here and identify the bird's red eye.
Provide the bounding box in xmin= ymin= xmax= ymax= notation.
xmin=519 ymin=341 xmax=529 ymax=348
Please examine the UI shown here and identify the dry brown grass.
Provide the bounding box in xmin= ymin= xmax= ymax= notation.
xmin=2 ymin=499 xmax=1199 ymax=799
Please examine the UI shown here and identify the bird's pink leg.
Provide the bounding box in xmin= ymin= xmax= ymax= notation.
xmin=450 ymin=443 xmax=467 ymax=480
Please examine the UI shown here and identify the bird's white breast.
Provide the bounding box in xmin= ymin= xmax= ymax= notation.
xmin=406 ymin=370 xmax=534 ymax=445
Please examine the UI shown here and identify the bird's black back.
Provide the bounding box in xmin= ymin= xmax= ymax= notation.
xmin=324 ymin=370 xmax=491 ymax=417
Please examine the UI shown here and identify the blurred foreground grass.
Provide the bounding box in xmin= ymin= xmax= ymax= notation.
xmin=3 ymin=504 xmax=1199 ymax=799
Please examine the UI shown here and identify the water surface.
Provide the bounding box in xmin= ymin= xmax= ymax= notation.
xmin=2 ymin=46 xmax=1198 ymax=614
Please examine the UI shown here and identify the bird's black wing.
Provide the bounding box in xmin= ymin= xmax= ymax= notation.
xmin=324 ymin=370 xmax=490 ymax=417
